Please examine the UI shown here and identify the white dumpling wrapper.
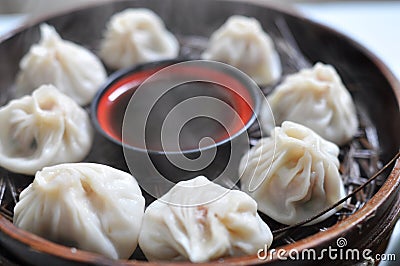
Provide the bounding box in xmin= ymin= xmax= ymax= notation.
xmin=14 ymin=163 xmax=145 ymax=260
xmin=0 ymin=85 xmax=93 ymax=175
xmin=15 ymin=24 xmax=107 ymax=106
xmin=202 ymin=15 xmax=281 ymax=85
xmin=260 ymin=62 xmax=358 ymax=145
xmin=100 ymin=8 xmax=179 ymax=69
xmin=239 ymin=121 xmax=345 ymax=225
xmin=139 ymin=176 xmax=273 ymax=262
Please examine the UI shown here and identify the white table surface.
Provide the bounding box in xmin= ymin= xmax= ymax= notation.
xmin=0 ymin=1 xmax=399 ymax=264
xmin=0 ymin=14 xmax=26 ymax=37
xmin=296 ymin=1 xmax=400 ymax=79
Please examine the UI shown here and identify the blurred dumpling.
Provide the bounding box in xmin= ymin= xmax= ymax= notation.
xmin=16 ymin=23 xmax=107 ymax=106
xmin=260 ymin=62 xmax=358 ymax=145
xmin=239 ymin=121 xmax=345 ymax=225
xmin=14 ymin=163 xmax=145 ymax=259
xmin=100 ymin=8 xmax=179 ymax=69
xmin=0 ymin=85 xmax=93 ymax=175
xmin=202 ymin=15 xmax=281 ymax=85
xmin=139 ymin=176 xmax=273 ymax=262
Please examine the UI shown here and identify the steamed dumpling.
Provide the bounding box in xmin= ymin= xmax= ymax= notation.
xmin=239 ymin=121 xmax=345 ymax=225
xmin=100 ymin=8 xmax=179 ymax=69
xmin=0 ymin=85 xmax=93 ymax=175
xmin=16 ymin=23 xmax=107 ymax=106
xmin=139 ymin=176 xmax=273 ymax=262
xmin=202 ymin=15 xmax=281 ymax=85
xmin=260 ymin=62 xmax=358 ymax=145
xmin=14 ymin=163 xmax=145 ymax=259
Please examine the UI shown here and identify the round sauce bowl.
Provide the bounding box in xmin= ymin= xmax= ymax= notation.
xmin=92 ymin=60 xmax=262 ymax=198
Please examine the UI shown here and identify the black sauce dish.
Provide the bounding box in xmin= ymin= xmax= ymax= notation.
xmin=91 ymin=59 xmax=262 ymax=198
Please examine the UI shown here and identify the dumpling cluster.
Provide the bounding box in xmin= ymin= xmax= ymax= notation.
xmin=100 ymin=8 xmax=179 ymax=69
xmin=16 ymin=24 xmax=107 ymax=106
xmin=139 ymin=176 xmax=273 ymax=262
xmin=260 ymin=62 xmax=358 ymax=145
xmin=0 ymin=85 xmax=93 ymax=175
xmin=202 ymin=15 xmax=281 ymax=85
xmin=239 ymin=121 xmax=345 ymax=225
xmin=5 ymin=7 xmax=358 ymax=263
xmin=14 ymin=163 xmax=145 ymax=260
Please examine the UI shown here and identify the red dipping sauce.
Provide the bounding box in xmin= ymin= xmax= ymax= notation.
xmin=94 ymin=61 xmax=256 ymax=152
